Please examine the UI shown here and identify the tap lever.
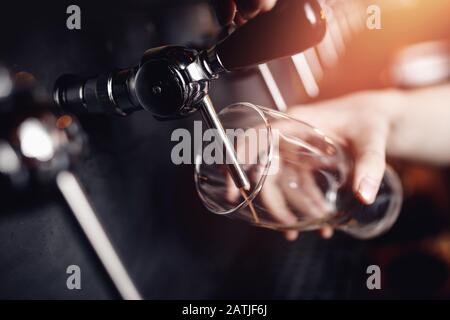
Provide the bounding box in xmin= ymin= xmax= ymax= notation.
xmin=213 ymin=0 xmax=326 ymax=71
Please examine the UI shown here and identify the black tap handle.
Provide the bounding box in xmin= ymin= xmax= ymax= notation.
xmin=214 ymin=0 xmax=326 ymax=71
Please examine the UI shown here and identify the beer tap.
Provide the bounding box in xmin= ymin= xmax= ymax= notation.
xmin=54 ymin=0 xmax=326 ymax=192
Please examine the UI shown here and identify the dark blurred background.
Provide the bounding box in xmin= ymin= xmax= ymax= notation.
xmin=0 ymin=0 xmax=449 ymax=299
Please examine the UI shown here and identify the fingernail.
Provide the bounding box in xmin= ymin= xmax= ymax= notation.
xmin=358 ymin=177 xmax=378 ymax=204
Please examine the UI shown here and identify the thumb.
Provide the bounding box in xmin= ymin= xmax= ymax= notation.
xmin=351 ymin=126 xmax=388 ymax=205
xmin=211 ymin=0 xmax=237 ymax=26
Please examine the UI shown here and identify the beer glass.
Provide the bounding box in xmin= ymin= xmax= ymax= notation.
xmin=194 ymin=103 xmax=402 ymax=239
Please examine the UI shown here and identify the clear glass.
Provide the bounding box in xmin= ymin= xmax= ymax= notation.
xmin=194 ymin=103 xmax=402 ymax=239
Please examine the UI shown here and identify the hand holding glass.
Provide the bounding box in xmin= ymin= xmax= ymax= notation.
xmin=195 ymin=103 xmax=402 ymax=239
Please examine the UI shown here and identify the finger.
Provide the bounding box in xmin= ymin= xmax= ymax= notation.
xmin=280 ymin=168 xmax=329 ymax=219
xmin=299 ymin=170 xmax=332 ymax=216
xmin=320 ymin=226 xmax=334 ymax=239
xmin=259 ymin=170 xmax=299 ymax=241
xmin=233 ymin=11 xmax=248 ymax=26
xmin=279 ymin=168 xmax=335 ymax=240
xmin=260 ymin=0 xmax=277 ymax=11
xmin=278 ymin=139 xmax=334 ymax=215
xmin=285 ymin=230 xmax=299 ymax=241
xmin=225 ymin=172 xmax=241 ymax=203
xmin=212 ymin=0 xmax=237 ymax=25
xmin=351 ymin=125 xmax=388 ymax=205
xmin=235 ymin=0 xmax=261 ymax=20
xmin=303 ymin=171 xmax=334 ymax=214
xmin=260 ymin=161 xmax=296 ymax=225
xmin=236 ymin=0 xmax=278 ymax=19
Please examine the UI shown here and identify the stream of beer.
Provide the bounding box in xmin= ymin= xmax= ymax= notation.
xmin=239 ymin=187 xmax=260 ymax=224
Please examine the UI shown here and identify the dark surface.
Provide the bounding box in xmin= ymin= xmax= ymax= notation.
xmin=0 ymin=0 xmax=366 ymax=299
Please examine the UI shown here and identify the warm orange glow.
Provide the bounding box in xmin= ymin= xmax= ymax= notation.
xmin=56 ymin=115 xmax=73 ymax=129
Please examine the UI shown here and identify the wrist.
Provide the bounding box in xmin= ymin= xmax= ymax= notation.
xmin=384 ymin=89 xmax=409 ymax=158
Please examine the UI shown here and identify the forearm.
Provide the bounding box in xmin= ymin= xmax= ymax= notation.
xmin=387 ymin=84 xmax=450 ymax=165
